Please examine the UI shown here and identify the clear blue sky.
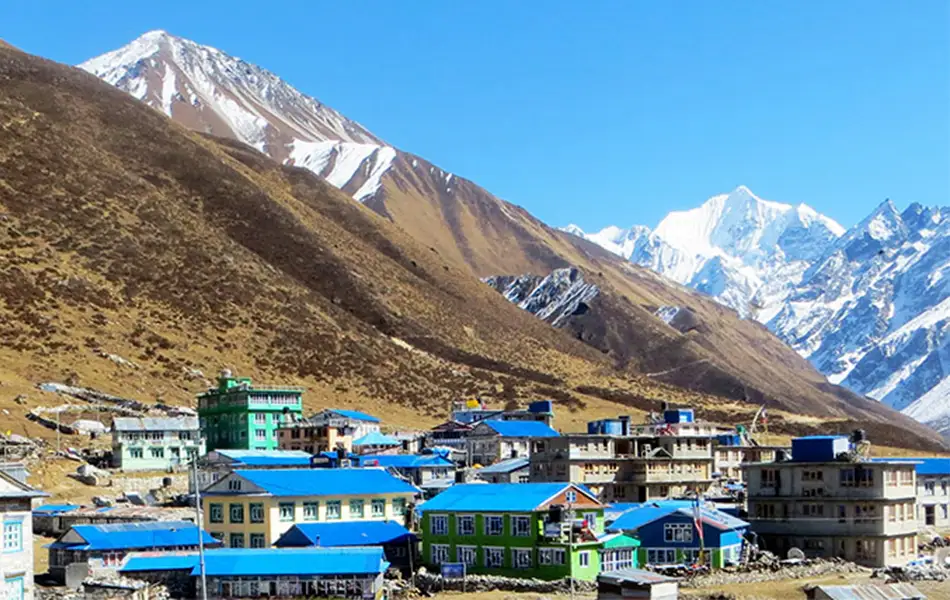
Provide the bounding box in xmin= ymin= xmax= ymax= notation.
xmin=4 ymin=1 xmax=948 ymax=231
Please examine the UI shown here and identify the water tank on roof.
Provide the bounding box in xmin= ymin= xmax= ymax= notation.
xmin=663 ymin=409 xmax=694 ymax=424
xmin=791 ymin=436 xmax=849 ymax=462
xmin=529 ymin=400 xmax=554 ymax=414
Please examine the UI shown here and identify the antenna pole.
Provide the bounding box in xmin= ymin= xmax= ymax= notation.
xmin=192 ymin=452 xmax=208 ymax=600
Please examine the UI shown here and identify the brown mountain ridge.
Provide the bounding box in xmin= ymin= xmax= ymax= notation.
xmin=0 ymin=43 xmax=944 ymax=450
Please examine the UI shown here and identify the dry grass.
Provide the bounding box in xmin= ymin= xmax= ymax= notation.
xmin=0 ymin=44 xmax=943 ymax=454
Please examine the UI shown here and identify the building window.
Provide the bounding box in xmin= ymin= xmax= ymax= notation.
xmin=664 ymin=523 xmax=693 ymax=543
xmin=3 ymin=577 xmax=24 ymax=600
xmin=484 ymin=515 xmax=504 ymax=536
xmin=371 ymin=499 xmax=386 ymax=518
xmin=150 ymin=447 xmax=165 ymax=459
xmin=326 ymin=501 xmax=341 ymax=520
xmin=229 ymin=533 xmax=245 ymax=548
xmin=229 ymin=503 xmax=244 ymax=524
xmin=761 ymin=469 xmax=777 ymax=487
xmin=511 ymin=515 xmax=531 ymax=536
xmin=2 ymin=521 xmax=22 ymax=552
xmin=431 ymin=515 xmax=448 ymax=535
xmin=484 ymin=547 xmax=504 ymax=568
xmin=802 ymin=504 xmax=824 ymax=518
xmin=457 ymin=545 xmax=477 ymax=566
xmin=129 ymin=448 xmax=143 ymax=459
xmin=209 ymin=531 xmax=224 ymax=542
xmin=250 ymin=534 xmax=266 ymax=548
xmin=539 ymin=548 xmax=565 ymax=565
xmin=518 ymin=474 xmax=530 ymax=484
xmin=255 ymin=429 xmax=266 ymax=441
xmin=350 ymin=499 xmax=365 ymax=518
xmin=279 ymin=502 xmax=295 ymax=522
xmin=254 ymin=413 xmax=266 ymax=424
xmin=249 ymin=503 xmax=264 ymax=524
xmin=303 ymin=502 xmax=318 ymax=521
xmin=431 ymin=544 xmax=450 ymax=564
xmin=803 ymin=470 xmax=823 ymax=481
xmin=840 ymin=468 xmax=856 ymax=487
xmin=924 ymin=481 xmax=936 ymax=495
xmin=583 ymin=512 xmax=598 ymax=529
xmin=228 ymin=479 xmax=242 ymax=491
xmin=647 ymin=549 xmax=677 ymax=565
xmin=512 ymin=548 xmax=533 ymax=569
xmin=209 ymin=503 xmax=224 ymax=524
xmin=392 ymin=498 xmax=407 ymax=516
xmin=804 ymin=539 xmax=825 ymax=550
xmin=457 ymin=515 xmax=475 ymax=536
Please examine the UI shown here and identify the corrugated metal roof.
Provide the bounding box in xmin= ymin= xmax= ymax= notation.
xmin=215 ymin=450 xmax=314 ymax=466
xmin=360 ymin=454 xmax=453 ymax=469
xmin=480 ymin=420 xmax=559 ymax=438
xmin=33 ymin=504 xmax=81 ymax=515
xmin=608 ymin=503 xmax=748 ymax=532
xmin=273 ymin=520 xmax=416 ymax=548
xmin=232 ymin=468 xmax=419 ymax=497
xmin=48 ymin=521 xmax=219 ymax=551
xmin=113 ymin=417 xmax=198 ymax=431
xmin=200 ymin=547 xmax=388 ymax=576
xmin=122 ymin=552 xmax=199 ymax=572
xmin=418 ymin=482 xmax=593 ymax=512
xmin=477 ymin=457 xmax=530 ymax=474
xmin=352 ymin=431 xmax=400 ymax=446
xmin=328 ymin=409 xmax=380 ymax=423
xmin=597 ymin=568 xmax=679 ymax=585
xmin=872 ymin=457 xmax=950 ymax=475
xmin=813 ymin=583 xmax=925 ymax=600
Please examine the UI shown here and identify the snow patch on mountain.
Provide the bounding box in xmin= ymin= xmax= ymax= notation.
xmin=484 ymin=268 xmax=599 ymax=328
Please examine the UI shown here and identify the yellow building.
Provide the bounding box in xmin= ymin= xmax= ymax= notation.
xmin=201 ymin=468 xmax=420 ymax=548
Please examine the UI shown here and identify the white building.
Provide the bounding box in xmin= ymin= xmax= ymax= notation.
xmin=1 ymin=463 xmax=48 ymax=600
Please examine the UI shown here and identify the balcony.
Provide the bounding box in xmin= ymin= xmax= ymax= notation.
xmin=748 ymin=517 xmax=915 ymax=537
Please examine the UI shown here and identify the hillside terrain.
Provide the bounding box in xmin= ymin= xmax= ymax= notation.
xmin=0 ymin=38 xmax=942 ymax=450
xmin=567 ymin=188 xmax=949 ymax=436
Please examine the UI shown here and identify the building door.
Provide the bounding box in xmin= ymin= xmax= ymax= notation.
xmin=638 ymin=487 xmax=647 ymax=502
xmin=925 ymin=506 xmax=935 ymax=526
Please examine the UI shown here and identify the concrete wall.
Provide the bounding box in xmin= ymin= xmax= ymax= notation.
xmin=917 ymin=474 xmax=950 ymax=532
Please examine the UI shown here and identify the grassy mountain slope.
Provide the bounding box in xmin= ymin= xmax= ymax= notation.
xmin=0 ymin=44 xmax=943 ymax=450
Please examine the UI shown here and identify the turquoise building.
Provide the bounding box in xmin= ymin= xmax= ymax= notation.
xmin=112 ymin=417 xmax=205 ymax=472
xmin=197 ymin=371 xmax=304 ymax=451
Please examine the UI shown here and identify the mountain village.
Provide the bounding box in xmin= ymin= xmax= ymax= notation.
xmin=2 ymin=370 xmax=949 ymax=600
xmin=0 ymin=22 xmax=948 ymax=600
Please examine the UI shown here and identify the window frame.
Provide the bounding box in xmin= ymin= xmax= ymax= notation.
xmin=278 ymin=502 xmax=295 ymax=522
xmin=326 ymin=500 xmax=342 ymax=520
xmin=209 ymin=503 xmax=224 ymax=524
xmin=229 ymin=532 xmax=245 ymax=548
xmin=350 ymin=499 xmax=365 ymax=519
xmin=456 ymin=514 xmax=475 ymax=536
xmin=431 ymin=543 xmax=450 ymax=565
xmin=484 ymin=515 xmax=504 ymax=536
xmin=511 ymin=515 xmax=531 ymax=537
xmin=229 ymin=503 xmax=244 ymax=524
xmin=484 ymin=546 xmax=505 ymax=568
xmin=2 ymin=521 xmax=23 ymax=553
xmin=249 ymin=503 xmax=265 ymax=524
xmin=512 ymin=547 xmax=533 ymax=569
xmin=430 ymin=514 xmax=449 ymax=536
xmin=371 ymin=498 xmax=386 ymax=518
xmin=303 ymin=502 xmax=319 ymax=521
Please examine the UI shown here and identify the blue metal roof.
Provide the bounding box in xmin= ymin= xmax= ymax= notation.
xmin=122 ymin=553 xmax=200 ymax=572
xmin=872 ymin=457 xmax=949 ymax=475
xmin=215 ymin=450 xmax=313 ymax=466
xmin=477 ymin=457 xmax=530 ymax=474
xmin=273 ymin=520 xmax=416 ymax=548
xmin=48 ymin=521 xmax=219 ymax=551
xmin=232 ymin=468 xmax=419 ymax=497
xmin=330 ymin=409 xmax=380 ymax=423
xmin=352 ymin=431 xmax=400 ymax=446
xmin=608 ymin=503 xmax=748 ymax=533
xmin=360 ymin=454 xmax=453 ymax=468
xmin=33 ymin=504 xmax=80 ymax=515
xmin=121 ymin=548 xmax=389 ymax=576
xmin=199 ymin=548 xmax=388 ymax=576
xmin=418 ymin=483 xmax=590 ymax=512
xmin=480 ymin=420 xmax=559 ymax=437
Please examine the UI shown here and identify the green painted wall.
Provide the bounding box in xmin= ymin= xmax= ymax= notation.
xmin=197 ymin=378 xmax=303 ymax=451
xmin=421 ymin=509 xmax=606 ymax=581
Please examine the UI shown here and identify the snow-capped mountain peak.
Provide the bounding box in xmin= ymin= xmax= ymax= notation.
xmin=81 ymin=31 xmax=413 ymax=203
xmin=564 ymin=189 xmax=950 ymax=438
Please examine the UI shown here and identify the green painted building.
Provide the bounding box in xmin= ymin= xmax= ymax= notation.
xmin=419 ymin=483 xmax=638 ymax=581
xmin=197 ymin=371 xmax=304 ymax=452
xmin=112 ymin=417 xmax=205 ymax=471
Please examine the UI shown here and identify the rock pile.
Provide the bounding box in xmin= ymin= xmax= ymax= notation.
xmin=873 ymin=563 xmax=948 ymax=583
xmin=410 ymin=570 xmax=597 ymax=594
xmin=683 ymin=557 xmax=869 ymax=588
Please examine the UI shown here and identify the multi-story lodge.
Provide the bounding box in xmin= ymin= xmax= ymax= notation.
xmin=191 ymin=449 xmax=314 ymax=494
xmin=531 ymin=410 xmax=718 ymax=502
xmin=276 ymin=409 xmax=381 ymax=454
xmin=450 ymin=399 xmax=555 ymax=427
xmin=201 ymin=468 xmax=419 ymax=548
xmin=1 ymin=464 xmax=48 ymax=600
xmin=874 ymin=457 xmax=950 ymax=532
xmin=743 ymin=436 xmax=919 ymax=567
xmin=418 ymin=482 xmax=639 ymax=580
xmin=197 ymin=371 xmax=304 ymax=451
xmin=712 ymin=432 xmax=788 ymax=483
xmin=112 ymin=417 xmax=204 ymax=471
xmin=467 ymin=420 xmax=560 ymax=466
